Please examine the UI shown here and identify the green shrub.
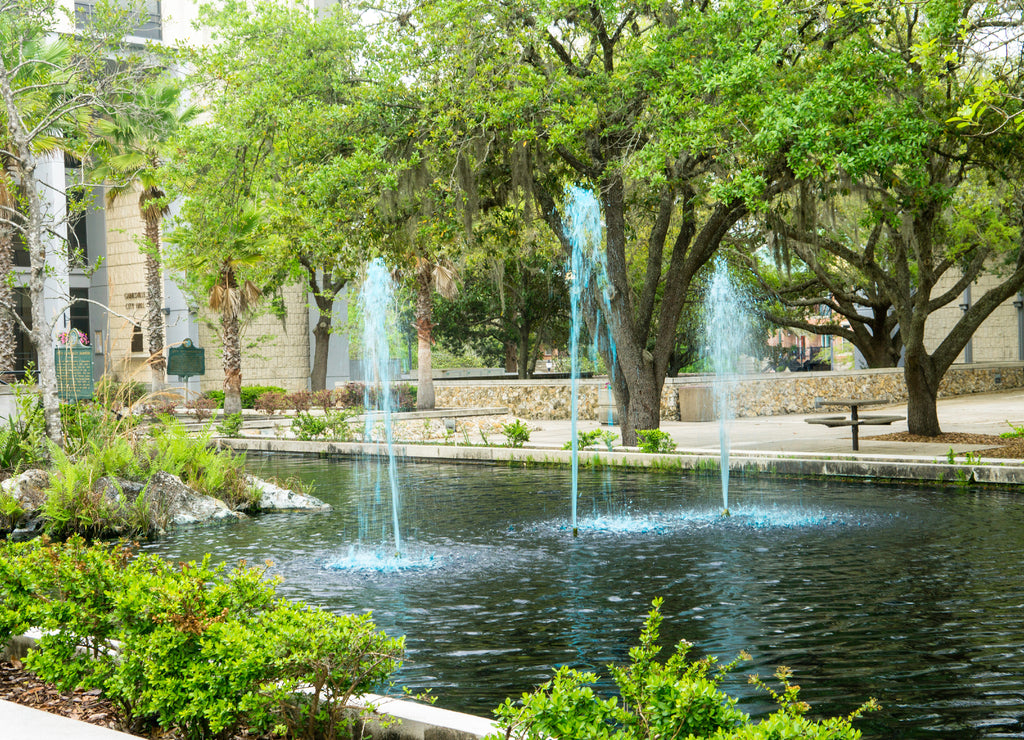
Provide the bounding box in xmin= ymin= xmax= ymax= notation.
xmin=503 ymin=419 xmax=531 ymax=447
xmin=636 ymin=429 xmax=676 ymax=454
xmin=240 ymin=385 xmax=287 ymax=409
xmin=487 ymin=599 xmax=878 ymax=740
xmin=292 ymin=412 xmax=329 ymax=441
xmin=0 ymin=539 xmax=404 ymax=740
xmin=563 ymin=429 xmax=602 ymax=450
xmin=254 ymin=391 xmax=288 ymax=415
xmin=1000 ymin=420 xmax=1024 ymax=439
xmin=216 ymin=413 xmax=244 ymax=438
xmin=202 ymin=390 xmax=225 ymax=407
xmin=292 ymin=409 xmax=356 ymax=442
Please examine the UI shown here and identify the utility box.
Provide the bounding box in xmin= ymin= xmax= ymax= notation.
xmin=678 ymin=385 xmax=716 ymax=422
xmin=595 ymin=383 xmax=618 ymax=425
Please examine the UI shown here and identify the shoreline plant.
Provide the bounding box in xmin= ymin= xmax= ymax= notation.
xmin=488 ymin=598 xmax=879 ymax=740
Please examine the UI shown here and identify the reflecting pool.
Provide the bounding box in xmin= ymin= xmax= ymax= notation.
xmin=142 ymin=456 xmax=1024 ymax=739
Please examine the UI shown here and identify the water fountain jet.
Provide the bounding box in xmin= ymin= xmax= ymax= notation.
xmin=702 ymin=256 xmax=753 ymax=515
xmin=359 ymin=257 xmax=402 ymax=556
xmin=561 ymin=186 xmax=617 ymax=536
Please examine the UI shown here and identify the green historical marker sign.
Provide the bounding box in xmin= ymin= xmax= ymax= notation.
xmin=167 ymin=338 xmax=206 ymax=380
xmin=54 ymin=346 xmax=94 ymax=402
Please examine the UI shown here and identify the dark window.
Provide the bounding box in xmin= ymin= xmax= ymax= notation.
xmin=131 ymin=323 xmax=144 ymax=353
xmin=11 ymin=288 xmax=35 ymax=380
xmin=13 ymin=230 xmax=29 ymax=268
xmin=69 ymin=288 xmax=90 ymax=337
xmin=75 ymin=1 xmax=162 ymax=40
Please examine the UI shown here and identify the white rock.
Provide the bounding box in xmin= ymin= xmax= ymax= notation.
xmin=245 ymin=474 xmax=332 ymax=511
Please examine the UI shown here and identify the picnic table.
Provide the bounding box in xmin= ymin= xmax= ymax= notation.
xmin=805 ymin=398 xmax=905 ymax=451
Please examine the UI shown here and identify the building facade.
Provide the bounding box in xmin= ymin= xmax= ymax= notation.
xmin=9 ymin=0 xmax=352 ymax=397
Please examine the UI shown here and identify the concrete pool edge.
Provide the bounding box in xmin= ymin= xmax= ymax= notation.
xmin=218 ymin=437 xmax=1024 ymax=487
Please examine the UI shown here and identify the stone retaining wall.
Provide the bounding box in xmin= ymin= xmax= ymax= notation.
xmin=433 ymin=362 xmax=1024 ymax=421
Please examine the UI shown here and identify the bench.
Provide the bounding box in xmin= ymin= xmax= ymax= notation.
xmin=805 ymin=398 xmax=905 ymax=450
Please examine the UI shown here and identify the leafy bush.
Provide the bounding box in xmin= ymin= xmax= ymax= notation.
xmin=186 ymin=396 xmax=218 ymax=422
xmin=1000 ymin=420 xmax=1024 ymax=439
xmin=563 ymin=429 xmax=603 ymax=450
xmin=503 ymin=419 xmax=531 ymax=447
xmin=292 ymin=409 xmax=356 ymax=442
xmin=488 ymin=599 xmax=878 ymax=740
xmin=254 ymin=391 xmax=287 ymax=415
xmin=292 ymin=413 xmax=329 ymax=441
xmin=240 ymin=385 xmax=287 ymax=409
xmin=333 ymin=382 xmax=416 ymax=412
xmin=216 ymin=413 xmax=244 ymax=438
xmin=0 ymin=538 xmax=404 ymax=740
xmin=202 ymin=390 xmax=225 ymax=408
xmin=636 ymin=429 xmax=676 ymax=454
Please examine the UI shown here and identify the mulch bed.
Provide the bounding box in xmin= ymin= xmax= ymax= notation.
xmin=0 ymin=659 xmax=270 ymax=739
xmin=865 ymin=431 xmax=1024 ymax=459
xmin=0 ymin=659 xmax=135 ymax=734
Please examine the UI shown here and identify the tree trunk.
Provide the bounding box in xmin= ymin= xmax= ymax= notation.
xmin=143 ymin=210 xmax=165 ymax=392
xmin=517 ymin=325 xmax=531 ymax=379
xmin=415 ymin=266 xmax=435 ymax=410
xmin=0 ymin=228 xmax=15 ymax=379
xmin=311 ymin=314 xmax=331 ymax=391
xmin=0 ymin=60 xmax=61 ymax=446
xmin=222 ymin=311 xmax=243 ymax=416
xmin=904 ymin=351 xmax=941 ymax=436
xmin=504 ymin=341 xmax=517 ymax=374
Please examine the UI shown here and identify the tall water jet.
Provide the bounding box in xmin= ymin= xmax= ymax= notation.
xmin=359 ymin=257 xmax=402 ymax=555
xmin=702 ymin=257 xmax=753 ymax=515
xmin=562 ymin=186 xmax=617 ymax=536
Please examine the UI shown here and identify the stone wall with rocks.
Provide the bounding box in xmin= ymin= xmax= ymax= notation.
xmin=434 ymin=362 xmax=1024 ymax=421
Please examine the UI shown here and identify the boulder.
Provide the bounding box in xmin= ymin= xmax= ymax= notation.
xmin=245 ymin=474 xmax=332 ymax=512
xmin=1 ymin=469 xmax=50 ymax=518
xmin=93 ymin=476 xmax=145 ymax=508
xmin=144 ymin=471 xmax=243 ymax=528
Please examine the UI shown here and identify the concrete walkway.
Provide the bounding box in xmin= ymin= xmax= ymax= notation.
xmin=524 ymin=388 xmax=1024 ymax=459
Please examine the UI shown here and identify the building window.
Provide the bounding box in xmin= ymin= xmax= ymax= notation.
xmin=13 ymin=230 xmax=29 ymax=268
xmin=11 ymin=288 xmax=34 ymax=380
xmin=69 ymin=288 xmax=90 ymax=337
xmin=131 ymin=323 xmax=144 ymax=354
xmin=75 ymin=1 xmax=162 ymax=41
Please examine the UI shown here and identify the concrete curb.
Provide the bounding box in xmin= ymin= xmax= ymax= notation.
xmin=219 ymin=438 xmax=1024 ymax=487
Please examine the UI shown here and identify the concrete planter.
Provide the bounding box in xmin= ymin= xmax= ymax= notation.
xmin=678 ymin=384 xmax=715 ymax=422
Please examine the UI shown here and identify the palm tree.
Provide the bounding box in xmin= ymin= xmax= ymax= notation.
xmin=167 ymin=203 xmax=266 ymax=416
xmin=91 ymin=82 xmax=197 ymax=391
xmin=413 ymin=256 xmax=459 ymax=410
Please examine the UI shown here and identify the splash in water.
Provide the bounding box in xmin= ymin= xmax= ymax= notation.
xmin=702 ymin=257 xmax=754 ymax=515
xmin=359 ymin=258 xmax=402 ymax=554
xmin=562 ymin=186 xmax=617 ymax=536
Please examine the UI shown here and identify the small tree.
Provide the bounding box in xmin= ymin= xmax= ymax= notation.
xmin=0 ymin=1 xmax=161 ymax=445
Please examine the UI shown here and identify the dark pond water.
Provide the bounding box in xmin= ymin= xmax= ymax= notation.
xmin=141 ymin=455 xmax=1024 ymax=738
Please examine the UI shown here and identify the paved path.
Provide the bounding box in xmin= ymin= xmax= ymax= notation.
xmin=524 ymin=389 xmax=1024 ymax=459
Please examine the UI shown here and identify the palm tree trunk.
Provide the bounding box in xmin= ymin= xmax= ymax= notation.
xmin=222 ymin=310 xmax=243 ymax=415
xmin=143 ymin=210 xmax=165 ymax=392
